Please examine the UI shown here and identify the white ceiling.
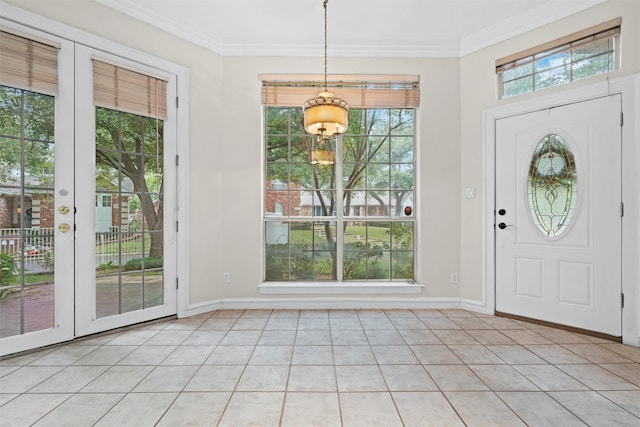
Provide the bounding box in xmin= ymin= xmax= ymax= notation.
xmin=96 ymin=0 xmax=605 ymax=57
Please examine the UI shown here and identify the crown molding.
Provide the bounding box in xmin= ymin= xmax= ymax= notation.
xmin=98 ymin=0 xmax=606 ymax=58
xmin=460 ymin=0 xmax=608 ymax=56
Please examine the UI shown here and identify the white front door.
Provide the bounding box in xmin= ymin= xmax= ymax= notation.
xmin=495 ymin=95 xmax=622 ymax=336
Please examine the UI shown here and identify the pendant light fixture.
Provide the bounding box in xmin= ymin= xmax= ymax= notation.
xmin=303 ymin=0 xmax=349 ymax=165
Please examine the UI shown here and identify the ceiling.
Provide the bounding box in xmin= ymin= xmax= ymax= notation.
xmin=96 ymin=0 xmax=605 ymax=57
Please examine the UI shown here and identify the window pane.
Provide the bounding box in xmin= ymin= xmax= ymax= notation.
xmin=266 ymin=135 xmax=288 ymax=162
xmin=534 ymin=50 xmax=570 ymax=72
xmin=572 ymin=38 xmax=610 ymax=61
xmin=390 ymin=137 xmax=414 ymax=162
xmin=266 ymin=163 xmax=289 ymax=189
xmin=535 ymin=64 xmax=570 ymax=90
xmin=0 ymin=86 xmax=22 ymax=137
xmin=502 ymin=76 xmax=533 ymax=98
xmin=366 ymin=191 xmax=390 ymax=216
xmin=390 ymin=164 xmax=414 ymax=190
xmin=369 ymin=137 xmax=389 ymax=163
xmin=367 ymin=164 xmax=389 ymax=189
xmin=265 ymin=222 xmax=289 ymax=280
xmin=367 ymin=109 xmax=389 ymax=135
xmin=572 ymin=55 xmax=611 ymax=81
xmin=501 ymin=62 xmax=533 ymax=82
xmin=290 ymin=135 xmax=309 ymax=163
xmin=390 ymin=109 xmax=414 ymax=135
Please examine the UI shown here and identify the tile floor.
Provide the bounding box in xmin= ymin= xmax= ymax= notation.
xmin=1 ymin=308 xmax=639 ymax=426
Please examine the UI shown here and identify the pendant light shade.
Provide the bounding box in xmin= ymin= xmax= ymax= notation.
xmin=303 ymin=0 xmax=348 ymax=165
xmin=309 ymin=137 xmax=336 ymax=165
xmin=303 ymin=91 xmax=349 ymax=136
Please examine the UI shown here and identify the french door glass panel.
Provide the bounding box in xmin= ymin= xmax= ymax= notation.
xmin=0 ymin=87 xmax=56 ymax=337
xmin=95 ymin=108 xmax=164 ymax=318
xmin=0 ymin=25 xmax=74 ymax=356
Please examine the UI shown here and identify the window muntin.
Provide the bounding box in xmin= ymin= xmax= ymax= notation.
xmin=264 ymin=107 xmax=416 ymax=282
xmin=497 ymin=20 xmax=620 ymax=99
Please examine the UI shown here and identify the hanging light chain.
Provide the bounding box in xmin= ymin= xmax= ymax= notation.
xmin=323 ymin=0 xmax=328 ymax=92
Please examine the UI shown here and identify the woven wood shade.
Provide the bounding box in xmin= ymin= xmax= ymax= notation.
xmin=0 ymin=28 xmax=59 ymax=95
xmin=93 ymin=59 xmax=168 ymax=120
xmin=261 ymin=74 xmax=420 ymax=108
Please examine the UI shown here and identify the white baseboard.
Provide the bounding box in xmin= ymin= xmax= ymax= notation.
xmin=183 ymin=296 xmax=487 ymax=318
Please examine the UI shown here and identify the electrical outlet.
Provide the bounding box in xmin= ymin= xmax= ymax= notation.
xmin=450 ymin=272 xmax=458 ymax=284
xmin=223 ymin=272 xmax=230 ymax=283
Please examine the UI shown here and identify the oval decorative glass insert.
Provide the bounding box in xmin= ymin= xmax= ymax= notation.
xmin=527 ymin=134 xmax=577 ymax=237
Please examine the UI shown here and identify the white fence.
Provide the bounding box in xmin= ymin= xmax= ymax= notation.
xmin=1 ymin=227 xmax=142 ymax=272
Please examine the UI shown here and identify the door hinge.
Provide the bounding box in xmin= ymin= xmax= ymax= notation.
xmin=621 ymin=202 xmax=624 ymax=217
xmin=620 ymin=112 xmax=624 ymax=127
xmin=176 ymin=221 xmax=179 ymax=232
xmin=176 ymin=277 xmax=179 ymax=290
xmin=176 ymin=154 xmax=179 ymax=166
xmin=621 ymin=293 xmax=624 ymax=308
xmin=176 ymin=97 xmax=179 ymax=108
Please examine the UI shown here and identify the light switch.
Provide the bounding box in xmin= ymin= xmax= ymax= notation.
xmin=463 ymin=187 xmax=475 ymax=199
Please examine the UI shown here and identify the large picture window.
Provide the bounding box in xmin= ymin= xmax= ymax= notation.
xmin=264 ymin=107 xmax=416 ymax=282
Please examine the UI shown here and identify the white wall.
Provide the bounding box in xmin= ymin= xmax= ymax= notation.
xmin=458 ymin=0 xmax=640 ymax=302
xmin=216 ymin=55 xmax=462 ymax=301
xmin=3 ymin=1 xmax=638 ymax=321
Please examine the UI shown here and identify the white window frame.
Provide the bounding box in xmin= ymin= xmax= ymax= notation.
xmin=497 ymin=18 xmax=621 ymax=99
xmin=260 ymin=106 xmax=422 ymax=295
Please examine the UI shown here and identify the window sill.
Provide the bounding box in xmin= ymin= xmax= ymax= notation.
xmin=259 ymin=282 xmax=423 ymax=295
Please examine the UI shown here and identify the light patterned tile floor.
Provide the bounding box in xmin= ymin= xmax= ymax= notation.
xmin=1 ymin=309 xmax=640 ymax=426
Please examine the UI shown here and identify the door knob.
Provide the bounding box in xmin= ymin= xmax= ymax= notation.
xmin=498 ymin=222 xmax=513 ymax=229
xmin=59 ymin=223 xmax=70 ymax=233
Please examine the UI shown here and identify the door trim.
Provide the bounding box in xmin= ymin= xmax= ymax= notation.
xmin=482 ymin=74 xmax=640 ymax=346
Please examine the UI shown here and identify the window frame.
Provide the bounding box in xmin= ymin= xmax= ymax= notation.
xmin=496 ymin=18 xmax=621 ymax=99
xmin=261 ymin=105 xmax=422 ymax=293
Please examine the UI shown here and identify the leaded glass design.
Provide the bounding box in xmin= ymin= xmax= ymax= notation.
xmin=527 ymin=134 xmax=577 ymax=237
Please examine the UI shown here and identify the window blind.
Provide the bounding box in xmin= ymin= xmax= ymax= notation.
xmin=0 ymin=28 xmax=59 ymax=95
xmin=93 ymin=58 xmax=168 ymax=120
xmin=496 ymin=18 xmax=621 ymax=72
xmin=261 ymin=74 xmax=420 ymax=108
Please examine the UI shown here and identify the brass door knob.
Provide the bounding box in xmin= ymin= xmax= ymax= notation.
xmin=59 ymin=223 xmax=71 ymax=233
xmin=59 ymin=206 xmax=70 ymax=215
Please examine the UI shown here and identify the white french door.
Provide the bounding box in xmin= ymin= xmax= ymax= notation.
xmin=0 ymin=30 xmax=178 ymax=356
xmin=0 ymin=25 xmax=75 ymax=356
xmin=495 ymin=95 xmax=622 ymax=336
xmin=74 ymin=45 xmax=177 ymax=336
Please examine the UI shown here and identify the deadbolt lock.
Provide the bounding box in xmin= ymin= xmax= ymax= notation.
xmin=59 ymin=206 xmax=70 ymax=215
